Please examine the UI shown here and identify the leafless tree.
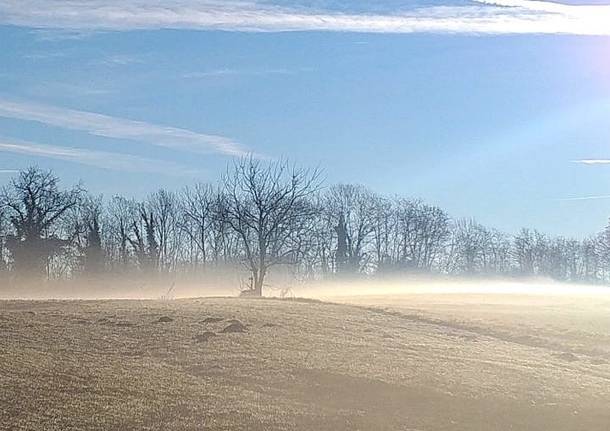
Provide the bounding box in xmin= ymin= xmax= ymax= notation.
xmin=106 ymin=196 xmax=138 ymax=272
xmin=370 ymin=195 xmax=395 ymax=272
xmin=580 ymin=237 xmax=600 ymax=282
xmin=62 ymin=193 xmax=106 ymax=277
xmin=223 ymin=158 xmax=321 ymax=296
xmin=446 ymin=218 xmax=488 ymax=274
xmin=208 ymin=190 xmax=240 ymax=265
xmin=0 ymin=206 xmax=9 ymax=274
xmin=512 ymin=228 xmax=556 ymax=277
xmin=179 ymin=183 xmax=216 ymax=269
xmin=325 ymin=184 xmax=377 ymax=274
xmin=127 ymin=204 xmax=160 ymax=274
xmin=395 ymin=199 xmax=451 ymax=272
xmin=146 ymin=190 xmax=180 ymax=272
xmin=0 ymin=167 xmax=82 ymax=279
xmin=78 ymin=194 xmax=105 ymax=276
xmin=480 ymin=228 xmax=512 ymax=274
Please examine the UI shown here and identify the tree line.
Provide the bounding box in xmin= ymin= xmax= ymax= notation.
xmin=1 ymin=161 xmax=609 ymax=295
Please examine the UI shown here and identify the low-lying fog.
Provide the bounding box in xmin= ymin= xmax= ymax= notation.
xmin=2 ymin=275 xmax=609 ymax=301
xmin=295 ymin=278 xmax=610 ymax=299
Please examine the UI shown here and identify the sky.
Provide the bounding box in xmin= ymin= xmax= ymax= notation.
xmin=1 ymin=0 xmax=610 ymax=238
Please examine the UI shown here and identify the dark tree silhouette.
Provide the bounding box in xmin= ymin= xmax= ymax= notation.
xmin=128 ymin=207 xmax=159 ymax=274
xmin=326 ymin=184 xmax=376 ymax=274
xmin=106 ymin=196 xmax=136 ymax=271
xmin=179 ymin=183 xmax=216 ymax=268
xmin=0 ymin=167 xmax=82 ymax=279
xmin=0 ymin=206 xmax=8 ymax=274
xmin=223 ymin=157 xmax=321 ymax=296
xmin=334 ymin=213 xmax=348 ymax=273
xmin=80 ymin=195 xmax=105 ymax=275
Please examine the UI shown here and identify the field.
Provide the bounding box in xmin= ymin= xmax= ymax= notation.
xmin=1 ymin=284 xmax=610 ymax=430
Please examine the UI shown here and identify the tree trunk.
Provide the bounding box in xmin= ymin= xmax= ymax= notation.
xmin=335 ymin=214 xmax=348 ymax=274
xmin=253 ymin=275 xmax=263 ymax=296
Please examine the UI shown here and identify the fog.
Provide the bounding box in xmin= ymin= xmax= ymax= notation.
xmin=294 ymin=277 xmax=610 ymax=300
xmin=3 ymin=273 xmax=609 ymax=301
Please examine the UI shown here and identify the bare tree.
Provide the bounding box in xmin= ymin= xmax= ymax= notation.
xmin=0 ymin=167 xmax=82 ymax=279
xmin=223 ymin=158 xmax=321 ymax=296
xmin=146 ymin=190 xmax=180 ymax=272
xmin=449 ymin=219 xmax=490 ymax=274
xmin=79 ymin=195 xmax=105 ymax=276
xmin=106 ymin=196 xmax=138 ymax=272
xmin=325 ymin=184 xmax=377 ymax=274
xmin=370 ymin=195 xmax=393 ymax=272
xmin=512 ymin=228 xmax=552 ymax=277
xmin=580 ymin=237 xmax=600 ymax=282
xmin=127 ymin=205 xmax=159 ymax=274
xmin=208 ymin=190 xmax=240 ymax=265
xmin=394 ymin=199 xmax=450 ymax=272
xmin=480 ymin=228 xmax=511 ymax=274
xmin=179 ymin=183 xmax=216 ymax=269
xmin=0 ymin=206 xmax=8 ymax=274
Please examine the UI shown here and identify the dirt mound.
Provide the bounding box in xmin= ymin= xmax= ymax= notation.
xmin=554 ymin=352 xmax=579 ymax=362
xmin=115 ymin=321 xmax=135 ymax=327
xmin=194 ymin=332 xmax=217 ymax=343
xmin=201 ymin=317 xmax=224 ymax=324
xmin=222 ymin=320 xmax=247 ymax=333
xmin=262 ymin=322 xmax=280 ymax=328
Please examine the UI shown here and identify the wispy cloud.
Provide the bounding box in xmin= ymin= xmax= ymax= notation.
xmin=95 ymin=54 xmax=145 ymax=67
xmin=573 ymin=159 xmax=610 ymax=165
xmin=29 ymin=28 xmax=96 ymax=42
xmin=23 ymin=51 xmax=67 ymax=61
xmin=556 ymin=194 xmax=610 ymax=201
xmin=0 ymin=98 xmax=249 ymax=157
xmin=562 ymin=159 xmax=610 ymax=200
xmin=0 ymin=169 xmax=20 ymax=174
xmin=0 ymin=138 xmax=199 ymax=176
xmin=2 ymin=0 xmax=610 ymax=35
xmin=183 ymin=68 xmax=294 ymax=79
xmin=21 ymin=83 xmax=114 ymax=100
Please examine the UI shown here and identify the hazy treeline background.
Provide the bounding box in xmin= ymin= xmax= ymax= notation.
xmin=1 ymin=160 xmax=609 ymax=296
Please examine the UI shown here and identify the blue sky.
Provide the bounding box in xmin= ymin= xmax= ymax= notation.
xmin=1 ymin=0 xmax=610 ymax=237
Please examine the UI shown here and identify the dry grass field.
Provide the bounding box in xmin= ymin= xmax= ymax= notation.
xmin=1 ymin=289 xmax=610 ymax=430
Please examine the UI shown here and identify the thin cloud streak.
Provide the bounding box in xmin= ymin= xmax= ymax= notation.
xmin=0 ymin=169 xmax=20 ymax=174
xmin=573 ymin=159 xmax=610 ymax=165
xmin=95 ymin=54 xmax=145 ymax=66
xmin=0 ymin=138 xmax=200 ymax=176
xmin=0 ymin=98 xmax=249 ymax=157
xmin=183 ymin=68 xmax=294 ymax=79
xmin=1 ymin=0 xmax=610 ymax=35
xmin=29 ymin=29 xmax=96 ymax=41
xmin=556 ymin=194 xmax=610 ymax=201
